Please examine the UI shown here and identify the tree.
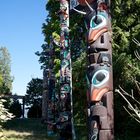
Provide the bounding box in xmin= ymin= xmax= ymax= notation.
xmin=25 ymin=78 xmax=43 ymax=118
xmin=112 ymin=0 xmax=140 ymax=89
xmin=0 ymin=98 xmax=14 ymax=139
xmin=116 ymin=82 xmax=140 ymax=123
xmin=9 ymin=99 xmax=22 ymax=118
xmin=25 ymin=78 xmax=43 ymax=107
xmin=27 ymin=104 xmax=42 ymax=118
xmin=0 ymin=47 xmax=14 ymax=133
xmin=0 ymin=47 xmax=13 ymax=95
xmin=72 ymin=52 xmax=87 ymax=124
xmin=116 ymin=41 xmax=140 ymax=123
xmin=35 ymin=44 xmax=50 ymax=70
xmin=111 ymin=1 xmax=140 ymax=139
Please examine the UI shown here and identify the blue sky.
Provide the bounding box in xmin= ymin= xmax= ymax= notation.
xmin=0 ymin=0 xmax=47 ymax=95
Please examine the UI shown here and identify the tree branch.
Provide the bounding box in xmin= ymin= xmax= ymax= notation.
xmin=115 ymin=88 xmax=140 ymax=123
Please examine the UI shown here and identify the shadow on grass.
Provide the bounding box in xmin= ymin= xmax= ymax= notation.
xmin=4 ymin=134 xmax=56 ymax=140
xmin=7 ymin=119 xmax=140 ymax=140
xmin=2 ymin=118 xmax=57 ymax=140
xmin=3 ymin=118 xmax=89 ymax=140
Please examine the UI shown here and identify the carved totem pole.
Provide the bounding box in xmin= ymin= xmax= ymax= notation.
xmin=86 ymin=1 xmax=113 ymax=140
xmin=71 ymin=0 xmax=114 ymax=139
xmin=42 ymin=68 xmax=48 ymax=122
xmin=58 ymin=0 xmax=75 ymax=139
xmin=46 ymin=38 xmax=57 ymax=136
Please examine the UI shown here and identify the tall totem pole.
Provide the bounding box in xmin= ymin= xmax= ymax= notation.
xmin=86 ymin=0 xmax=113 ymax=140
xmin=58 ymin=0 xmax=75 ymax=139
xmin=71 ymin=0 xmax=114 ymax=139
xmin=46 ymin=38 xmax=57 ymax=136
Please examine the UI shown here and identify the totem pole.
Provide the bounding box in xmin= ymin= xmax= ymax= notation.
xmin=58 ymin=0 xmax=75 ymax=139
xmin=71 ymin=0 xmax=114 ymax=139
xmin=42 ymin=44 xmax=50 ymax=124
xmin=46 ymin=38 xmax=57 ymax=136
xmin=42 ymin=68 xmax=49 ymax=122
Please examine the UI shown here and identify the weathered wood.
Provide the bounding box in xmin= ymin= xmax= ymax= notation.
xmin=42 ymin=69 xmax=49 ymax=121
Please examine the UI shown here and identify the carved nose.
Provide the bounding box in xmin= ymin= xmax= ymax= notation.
xmin=88 ymin=27 xmax=107 ymax=43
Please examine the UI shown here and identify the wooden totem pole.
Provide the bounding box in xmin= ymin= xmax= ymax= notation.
xmin=70 ymin=0 xmax=114 ymax=139
xmin=46 ymin=37 xmax=56 ymax=136
xmin=58 ymin=0 xmax=75 ymax=139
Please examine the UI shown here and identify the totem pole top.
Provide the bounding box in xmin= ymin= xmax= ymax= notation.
xmin=70 ymin=0 xmax=94 ymax=9
xmin=70 ymin=0 xmax=97 ymax=15
xmin=70 ymin=0 xmax=110 ymax=11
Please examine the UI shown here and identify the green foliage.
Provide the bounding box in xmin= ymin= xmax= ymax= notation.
xmin=0 ymin=47 xmax=13 ymax=138
xmin=42 ymin=0 xmax=60 ymax=43
xmin=70 ymin=16 xmax=86 ymax=61
xmin=9 ymin=99 xmax=22 ymax=118
xmin=0 ymin=98 xmax=14 ymax=139
xmin=35 ymin=44 xmax=50 ymax=69
xmin=0 ymin=47 xmax=13 ymax=95
xmin=112 ymin=0 xmax=140 ymax=91
xmin=52 ymin=32 xmax=60 ymax=43
xmin=0 ymin=99 xmax=13 ymax=123
xmin=26 ymin=78 xmax=43 ymax=119
xmin=27 ymin=105 xmax=42 ymax=118
xmin=111 ymin=0 xmax=140 ymax=139
xmin=25 ymin=78 xmax=43 ymax=107
xmin=72 ymin=53 xmax=87 ymax=124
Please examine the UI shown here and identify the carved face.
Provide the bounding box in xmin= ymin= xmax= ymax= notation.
xmin=88 ymin=12 xmax=108 ymax=43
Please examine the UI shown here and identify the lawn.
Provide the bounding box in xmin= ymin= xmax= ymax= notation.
xmin=3 ymin=119 xmax=140 ymax=140
xmin=2 ymin=118 xmax=57 ymax=140
xmin=2 ymin=118 xmax=88 ymax=140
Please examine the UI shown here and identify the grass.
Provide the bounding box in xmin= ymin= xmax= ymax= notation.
xmin=2 ymin=118 xmax=57 ymax=140
xmin=3 ymin=118 xmax=140 ymax=140
xmin=2 ymin=118 xmax=88 ymax=140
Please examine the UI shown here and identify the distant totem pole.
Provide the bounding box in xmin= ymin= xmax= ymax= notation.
xmin=71 ymin=0 xmax=114 ymax=139
xmin=46 ymin=38 xmax=57 ymax=136
xmin=42 ymin=68 xmax=49 ymax=121
xmin=58 ymin=0 xmax=75 ymax=139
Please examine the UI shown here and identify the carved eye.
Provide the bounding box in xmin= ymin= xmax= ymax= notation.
xmin=61 ymin=84 xmax=70 ymax=93
xmin=90 ymin=17 xmax=96 ymax=28
xmin=90 ymin=15 xmax=102 ymax=28
xmin=90 ymin=13 xmax=107 ymax=29
xmin=92 ymin=69 xmax=109 ymax=87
